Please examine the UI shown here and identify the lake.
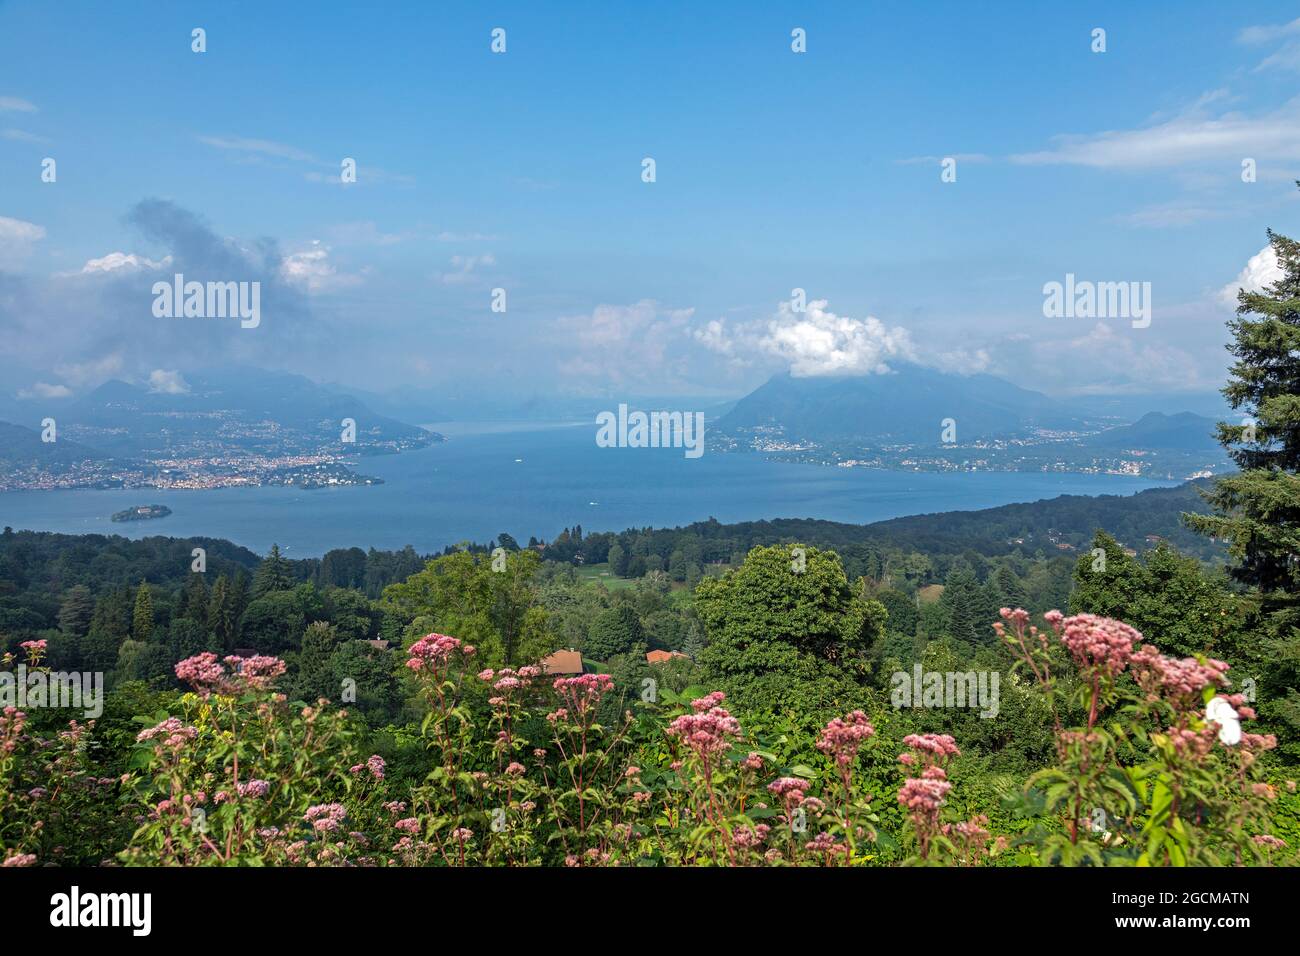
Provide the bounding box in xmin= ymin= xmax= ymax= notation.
xmin=0 ymin=422 xmax=1181 ymax=556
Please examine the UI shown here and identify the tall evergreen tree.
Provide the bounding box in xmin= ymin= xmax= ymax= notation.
xmin=57 ymin=584 xmax=95 ymax=637
xmin=208 ymin=574 xmax=237 ymax=651
xmin=940 ymin=560 xmax=983 ymax=643
xmin=1185 ymin=195 xmax=1300 ymax=754
xmin=132 ymin=580 xmax=154 ymax=643
xmin=253 ymin=544 xmax=294 ymax=597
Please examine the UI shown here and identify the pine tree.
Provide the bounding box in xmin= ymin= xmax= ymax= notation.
xmin=940 ymin=561 xmax=983 ymax=643
xmin=993 ymin=565 xmax=1029 ymax=613
xmin=253 ymin=544 xmax=294 ymax=596
xmin=181 ymin=572 xmax=209 ymax=629
xmin=208 ymin=575 xmax=237 ymax=651
xmin=132 ymin=580 xmax=154 ymax=643
xmin=1185 ymin=193 xmax=1300 ymax=754
xmin=57 ymin=585 xmax=95 ymax=637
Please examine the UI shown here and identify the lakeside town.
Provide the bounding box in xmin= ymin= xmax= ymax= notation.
xmin=0 ymin=453 xmax=386 ymax=492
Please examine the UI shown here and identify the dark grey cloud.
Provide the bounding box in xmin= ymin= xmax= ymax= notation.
xmin=0 ymin=199 xmax=337 ymax=393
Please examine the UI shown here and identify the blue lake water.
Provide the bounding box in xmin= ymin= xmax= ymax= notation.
xmin=0 ymin=422 xmax=1180 ymax=557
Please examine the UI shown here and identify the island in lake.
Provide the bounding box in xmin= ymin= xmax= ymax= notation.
xmin=111 ymin=504 xmax=172 ymax=522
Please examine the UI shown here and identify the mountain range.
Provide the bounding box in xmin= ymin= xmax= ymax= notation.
xmin=0 ymin=367 xmax=440 ymax=466
xmin=716 ymin=365 xmax=1094 ymax=445
xmin=714 ymin=367 xmax=1226 ymax=455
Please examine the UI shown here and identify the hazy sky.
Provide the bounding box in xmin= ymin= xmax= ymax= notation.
xmin=1 ymin=0 xmax=1298 ymax=406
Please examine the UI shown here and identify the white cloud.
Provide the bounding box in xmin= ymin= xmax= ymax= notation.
xmin=0 ymin=96 xmax=36 ymax=113
xmin=1011 ymin=97 xmax=1300 ymax=168
xmin=1120 ymin=200 xmax=1223 ymax=229
xmin=1238 ymin=17 xmax=1300 ymax=71
xmin=761 ymin=300 xmax=915 ymax=376
xmin=0 ymin=215 xmax=46 ymax=267
xmin=17 ymin=381 xmax=71 ymax=399
xmin=698 ymin=299 xmax=915 ymax=377
xmin=197 ymin=135 xmax=316 ymax=163
xmin=435 ymin=253 xmax=496 ymax=285
xmin=1046 ymin=322 xmax=1204 ymax=393
xmin=69 ymin=252 xmax=172 ymax=276
xmin=1 ymin=128 xmax=48 ymax=144
xmin=557 ymin=300 xmax=696 ymax=385
xmin=53 ymin=353 xmax=125 ymax=387
xmin=280 ymin=242 xmax=361 ymax=293
xmin=147 ymin=369 xmax=190 ymax=395
xmin=0 ymin=215 xmax=45 ymax=243
xmin=1219 ymin=244 xmax=1284 ymax=304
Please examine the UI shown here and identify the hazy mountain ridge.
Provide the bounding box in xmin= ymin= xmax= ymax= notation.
xmin=717 ymin=366 xmax=1095 ymax=445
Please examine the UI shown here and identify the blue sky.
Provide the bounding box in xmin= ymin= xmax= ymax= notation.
xmin=1 ymin=0 xmax=1298 ymax=408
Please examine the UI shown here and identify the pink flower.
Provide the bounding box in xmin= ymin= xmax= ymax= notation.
xmin=394 ymin=817 xmax=420 ymax=834
xmin=136 ymin=717 xmax=198 ymax=750
xmin=902 ymin=733 xmax=961 ymax=763
xmin=406 ymin=633 xmax=475 ymax=674
xmin=817 ymin=710 xmax=875 ymax=768
xmin=174 ymin=652 xmax=228 ymax=693
xmin=1058 ymin=614 xmax=1142 ymax=678
xmin=552 ymin=674 xmax=615 ymax=716
xmin=226 ymin=654 xmax=287 ymax=689
xmin=732 ymin=823 xmax=771 ymax=848
xmin=1131 ymin=645 xmax=1230 ymax=709
xmin=897 ymin=776 xmax=951 ymax=813
xmin=667 ymin=694 xmax=742 ymax=760
xmin=505 ymin=762 xmax=526 ymax=776
xmin=237 ymin=779 xmax=270 ymax=799
xmin=767 ymin=777 xmax=810 ymax=799
xmin=304 ymin=803 xmax=347 ymax=832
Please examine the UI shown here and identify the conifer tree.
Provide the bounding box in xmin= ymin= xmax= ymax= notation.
xmin=1185 ymin=192 xmax=1300 ymax=753
xmin=132 ymin=580 xmax=154 ymax=643
xmin=253 ymin=544 xmax=294 ymax=596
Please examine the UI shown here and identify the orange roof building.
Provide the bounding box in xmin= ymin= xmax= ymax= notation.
xmin=541 ymin=649 xmax=584 ymax=675
xmin=646 ymin=649 xmax=688 ymax=664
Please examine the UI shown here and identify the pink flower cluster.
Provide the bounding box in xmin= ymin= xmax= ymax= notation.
xmin=174 ymin=652 xmax=288 ymax=696
xmin=767 ymin=777 xmax=811 ymax=803
xmin=175 ymin=652 xmax=227 ymax=692
xmin=817 ymin=710 xmax=875 ymax=768
xmin=406 ymin=633 xmax=476 ymax=674
xmin=0 ymin=706 xmax=26 ymax=753
xmin=552 ymin=673 xmax=615 ymax=716
xmin=1130 ymin=645 xmax=1230 ymax=708
xmin=666 ymin=692 xmax=741 ymax=759
xmin=901 ymin=733 xmax=961 ymax=766
xmin=136 ymin=717 xmax=198 ymax=750
xmin=1057 ymin=613 xmax=1142 ymax=678
xmin=732 ymin=823 xmax=771 ymax=848
xmin=897 ymin=773 xmax=951 ymax=814
xmin=237 ymin=779 xmax=270 ymax=799
xmin=350 ymin=754 xmax=386 ymax=779
xmin=304 ymin=803 xmax=348 ymax=832
xmin=228 ymin=655 xmax=288 ymax=690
